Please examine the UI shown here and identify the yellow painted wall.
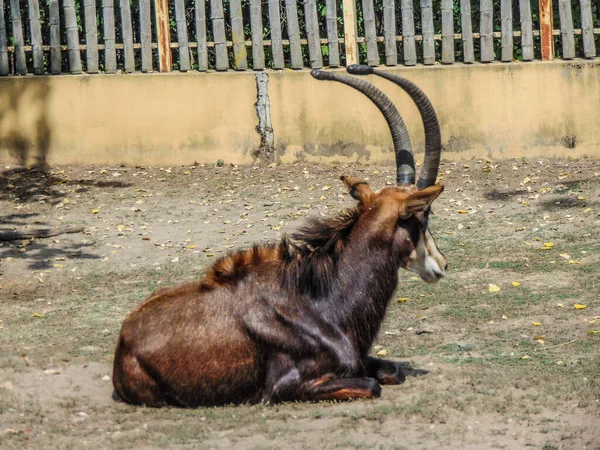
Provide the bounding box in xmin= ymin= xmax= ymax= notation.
xmin=1 ymin=60 xmax=599 ymax=166
xmin=0 ymin=72 xmax=259 ymax=166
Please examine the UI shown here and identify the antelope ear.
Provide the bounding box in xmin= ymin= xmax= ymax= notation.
xmin=400 ymin=183 xmax=444 ymax=218
xmin=340 ymin=176 xmax=374 ymax=205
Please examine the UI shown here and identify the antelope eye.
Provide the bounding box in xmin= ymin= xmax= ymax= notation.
xmin=400 ymin=220 xmax=421 ymax=245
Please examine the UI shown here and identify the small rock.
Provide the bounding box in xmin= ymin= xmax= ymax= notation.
xmin=44 ymin=369 xmax=60 ymax=375
xmin=1 ymin=381 xmax=13 ymax=389
xmin=102 ymin=375 xmax=111 ymax=381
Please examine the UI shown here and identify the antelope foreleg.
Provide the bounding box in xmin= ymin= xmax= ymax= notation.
xmin=365 ymin=356 xmax=406 ymax=385
xmin=243 ymin=301 xmax=360 ymax=375
xmin=300 ymin=375 xmax=382 ymax=401
xmin=262 ymin=353 xmax=381 ymax=403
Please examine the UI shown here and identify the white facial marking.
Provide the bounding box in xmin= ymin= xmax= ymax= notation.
xmin=406 ymin=228 xmax=447 ymax=283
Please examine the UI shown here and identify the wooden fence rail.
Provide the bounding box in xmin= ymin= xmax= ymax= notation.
xmin=0 ymin=0 xmax=599 ymax=75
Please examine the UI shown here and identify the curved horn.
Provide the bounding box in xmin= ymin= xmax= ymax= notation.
xmin=347 ymin=65 xmax=441 ymax=189
xmin=311 ymin=69 xmax=416 ymax=185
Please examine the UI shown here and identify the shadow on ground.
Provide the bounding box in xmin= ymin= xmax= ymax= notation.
xmin=0 ymin=166 xmax=132 ymax=205
xmin=0 ymin=166 xmax=132 ymax=270
xmin=0 ymin=240 xmax=99 ymax=271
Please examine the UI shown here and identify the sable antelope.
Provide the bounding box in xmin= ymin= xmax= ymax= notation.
xmin=112 ymin=66 xmax=447 ymax=407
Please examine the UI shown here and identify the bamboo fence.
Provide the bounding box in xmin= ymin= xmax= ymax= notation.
xmin=0 ymin=0 xmax=598 ymax=75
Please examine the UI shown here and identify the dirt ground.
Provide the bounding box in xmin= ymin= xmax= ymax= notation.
xmin=1 ymin=157 xmax=599 ymax=449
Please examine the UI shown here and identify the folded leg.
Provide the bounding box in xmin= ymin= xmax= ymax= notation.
xmin=300 ymin=375 xmax=382 ymax=401
xmin=244 ymin=299 xmax=360 ymax=375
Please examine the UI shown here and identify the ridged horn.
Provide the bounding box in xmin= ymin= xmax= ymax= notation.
xmin=347 ymin=65 xmax=442 ymax=189
xmin=311 ymin=69 xmax=416 ymax=185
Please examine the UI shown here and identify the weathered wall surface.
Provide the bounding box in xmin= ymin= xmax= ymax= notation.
xmin=0 ymin=72 xmax=259 ymax=166
xmin=1 ymin=60 xmax=599 ymax=166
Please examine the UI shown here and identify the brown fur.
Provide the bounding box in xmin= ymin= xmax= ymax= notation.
xmin=113 ymin=178 xmax=444 ymax=407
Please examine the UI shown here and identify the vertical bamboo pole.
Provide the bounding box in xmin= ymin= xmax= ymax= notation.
xmin=249 ymin=0 xmax=265 ymax=69
xmin=501 ymin=0 xmax=513 ymax=61
xmin=557 ymin=0 xmax=575 ymax=58
xmin=519 ymin=0 xmax=534 ymax=60
xmin=460 ymin=0 xmax=474 ymax=62
xmin=28 ymin=0 xmax=44 ymax=74
xmin=140 ymin=0 xmax=153 ymax=72
xmin=362 ymin=0 xmax=379 ymax=65
xmin=401 ymin=0 xmax=416 ymax=65
xmin=9 ymin=0 xmax=27 ymax=75
xmin=480 ymin=0 xmax=494 ymax=62
xmin=174 ymin=0 xmax=191 ymax=70
xmin=155 ymin=0 xmax=173 ymax=71
xmin=196 ymin=0 xmax=208 ymax=71
xmin=64 ymin=0 xmax=83 ymax=73
xmin=382 ymin=0 xmax=396 ymax=66
xmin=325 ymin=0 xmax=340 ymax=66
xmin=342 ymin=0 xmax=358 ymax=66
xmin=421 ymin=0 xmax=435 ymax=65
xmin=285 ymin=0 xmax=303 ymax=68
xmin=580 ymin=0 xmax=596 ymax=58
xmin=211 ymin=0 xmax=228 ymax=70
xmin=539 ymin=0 xmax=554 ymax=60
xmin=103 ymin=0 xmax=117 ymax=73
xmin=305 ymin=0 xmax=323 ymax=68
xmin=120 ymin=0 xmax=135 ymax=72
xmin=0 ymin=0 xmax=8 ymax=75
xmin=83 ymin=0 xmax=99 ymax=73
xmin=230 ymin=0 xmax=248 ymax=69
xmin=49 ymin=0 xmax=61 ymax=73
xmin=268 ymin=0 xmax=284 ymax=68
xmin=441 ymin=0 xmax=454 ymax=63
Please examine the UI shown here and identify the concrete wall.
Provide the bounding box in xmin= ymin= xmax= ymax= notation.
xmin=1 ymin=59 xmax=599 ymax=166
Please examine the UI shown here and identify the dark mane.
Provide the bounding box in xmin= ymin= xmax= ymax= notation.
xmin=199 ymin=207 xmax=361 ymax=298
xmin=199 ymin=242 xmax=286 ymax=292
xmin=284 ymin=207 xmax=361 ymax=298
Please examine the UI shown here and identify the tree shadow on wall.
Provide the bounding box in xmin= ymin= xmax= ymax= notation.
xmin=0 ymin=77 xmax=52 ymax=167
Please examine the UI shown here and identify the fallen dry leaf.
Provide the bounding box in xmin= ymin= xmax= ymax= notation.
xmin=511 ymin=281 xmax=521 ymax=287
xmin=488 ymin=284 xmax=501 ymax=293
xmin=376 ymin=349 xmax=388 ymax=357
xmin=573 ymin=304 xmax=587 ymax=310
xmin=532 ymin=321 xmax=542 ymax=326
